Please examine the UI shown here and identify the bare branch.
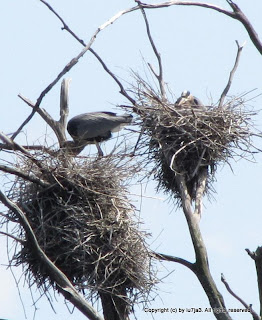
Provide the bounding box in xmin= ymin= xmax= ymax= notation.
xmin=246 ymin=247 xmax=262 ymax=318
xmin=0 ymin=164 xmax=49 ymax=187
xmin=226 ymin=0 xmax=262 ymax=54
xmin=174 ymin=174 xmax=231 ymax=319
xmin=39 ymin=0 xmax=137 ymax=107
xmin=221 ymin=273 xmax=260 ymax=320
xmin=0 ymin=132 xmax=44 ymax=170
xmin=59 ymin=78 xmax=71 ymax=129
xmin=136 ymin=1 xmax=166 ymax=100
xmin=0 ymin=190 xmax=103 ymax=320
xmin=219 ymin=41 xmax=245 ymax=108
xmin=18 ymin=83 xmax=69 ymax=148
xmin=153 ymin=251 xmax=194 ymax=271
xmin=0 ymin=143 xmax=54 ymax=154
xmin=0 ymin=231 xmax=25 ymax=245
xmin=138 ymin=1 xmax=261 ymax=54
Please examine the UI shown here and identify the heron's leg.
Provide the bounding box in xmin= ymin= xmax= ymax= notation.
xmin=95 ymin=141 xmax=104 ymax=157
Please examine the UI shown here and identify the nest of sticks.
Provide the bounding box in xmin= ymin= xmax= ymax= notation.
xmin=131 ymin=78 xmax=259 ymax=204
xmin=6 ymin=150 xmax=155 ymax=314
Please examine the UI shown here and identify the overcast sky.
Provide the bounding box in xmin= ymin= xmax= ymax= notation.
xmin=0 ymin=1 xmax=262 ymax=319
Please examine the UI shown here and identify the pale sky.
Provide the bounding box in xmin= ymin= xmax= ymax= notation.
xmin=0 ymin=1 xmax=262 ymax=319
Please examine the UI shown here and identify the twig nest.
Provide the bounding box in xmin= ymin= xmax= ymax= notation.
xmin=8 ymin=152 xmax=155 ymax=313
xmin=132 ymin=78 xmax=258 ymax=202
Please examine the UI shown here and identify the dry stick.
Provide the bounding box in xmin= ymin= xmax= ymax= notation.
xmin=218 ymin=41 xmax=245 ymax=108
xmin=221 ymin=273 xmax=260 ymax=320
xmin=0 ymin=191 xmax=103 ymax=320
xmin=0 ymin=132 xmax=44 ymax=170
xmin=175 ymin=174 xmax=232 ymax=320
xmin=136 ymin=1 xmax=167 ymax=100
xmin=153 ymin=251 xmax=194 ymax=271
xmin=0 ymin=164 xmax=49 ymax=187
xmin=18 ymin=79 xmax=70 ymax=148
xmin=246 ymin=247 xmax=262 ymax=318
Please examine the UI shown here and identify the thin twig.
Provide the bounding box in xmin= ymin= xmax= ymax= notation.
xmin=136 ymin=1 xmax=166 ymax=100
xmin=0 ymin=164 xmax=49 ymax=187
xmin=153 ymin=251 xmax=194 ymax=271
xmin=0 ymin=132 xmax=44 ymax=170
xmin=219 ymin=41 xmax=245 ymax=108
xmin=0 ymin=231 xmax=25 ymax=245
xmin=221 ymin=273 xmax=260 ymax=320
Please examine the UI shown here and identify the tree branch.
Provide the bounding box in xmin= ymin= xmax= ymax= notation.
xmin=136 ymin=1 xmax=262 ymax=54
xmin=18 ymin=79 xmax=71 ymax=147
xmin=0 ymin=231 xmax=25 ymax=245
xmin=246 ymin=247 xmax=262 ymax=318
xmin=175 ymin=173 xmax=231 ymax=320
xmin=153 ymin=251 xmax=194 ymax=271
xmin=221 ymin=273 xmax=260 ymax=320
xmin=218 ymin=41 xmax=245 ymax=108
xmin=0 ymin=164 xmax=49 ymax=187
xmin=0 ymin=132 xmax=44 ymax=170
xmin=136 ymin=1 xmax=166 ymax=100
xmin=0 ymin=190 xmax=103 ymax=320
xmin=40 ymin=0 xmax=137 ymax=108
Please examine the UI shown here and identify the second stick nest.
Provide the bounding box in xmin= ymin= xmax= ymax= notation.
xmin=7 ymin=151 xmax=155 ymax=315
xmin=132 ymin=81 xmax=258 ymax=203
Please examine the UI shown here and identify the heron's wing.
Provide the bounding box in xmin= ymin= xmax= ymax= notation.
xmin=68 ymin=113 xmax=131 ymax=140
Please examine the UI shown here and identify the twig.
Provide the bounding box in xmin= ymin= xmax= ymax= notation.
xmin=218 ymin=41 xmax=245 ymax=108
xmin=0 ymin=132 xmax=44 ymax=170
xmin=0 ymin=231 xmax=25 ymax=245
xmin=0 ymin=164 xmax=49 ymax=187
xmin=153 ymin=251 xmax=194 ymax=271
xmin=221 ymin=273 xmax=260 ymax=320
xmin=136 ymin=1 xmax=166 ymax=100
xmin=0 ymin=190 xmax=103 ymax=320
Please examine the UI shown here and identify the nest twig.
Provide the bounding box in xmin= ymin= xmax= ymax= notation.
xmin=130 ymin=75 xmax=260 ymax=206
xmin=3 ymin=149 xmax=155 ymax=317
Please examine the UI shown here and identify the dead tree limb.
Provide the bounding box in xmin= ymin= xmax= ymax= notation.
xmin=39 ymin=0 xmax=137 ymax=107
xmin=219 ymin=41 xmax=245 ymax=108
xmin=135 ymin=1 xmax=262 ymax=55
xmin=136 ymin=1 xmax=167 ymax=100
xmin=175 ymin=174 xmax=232 ymax=320
xmin=246 ymin=247 xmax=262 ymax=318
xmin=221 ymin=273 xmax=260 ymax=320
xmin=0 ymin=190 xmax=104 ymax=320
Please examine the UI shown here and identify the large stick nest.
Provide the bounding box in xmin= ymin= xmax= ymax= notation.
xmin=6 ymin=151 xmax=155 ymax=311
xmin=131 ymin=77 xmax=259 ymax=202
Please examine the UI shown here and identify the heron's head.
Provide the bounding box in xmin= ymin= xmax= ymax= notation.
xmin=181 ymin=90 xmax=191 ymax=98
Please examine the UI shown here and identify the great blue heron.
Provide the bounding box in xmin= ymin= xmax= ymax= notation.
xmin=175 ymin=90 xmax=204 ymax=108
xmin=67 ymin=111 xmax=133 ymax=156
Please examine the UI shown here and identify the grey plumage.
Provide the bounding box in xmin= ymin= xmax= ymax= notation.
xmin=67 ymin=111 xmax=133 ymax=155
xmin=175 ymin=90 xmax=204 ymax=108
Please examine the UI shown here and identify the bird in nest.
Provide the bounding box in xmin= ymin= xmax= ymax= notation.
xmin=67 ymin=111 xmax=133 ymax=156
xmin=175 ymin=90 xmax=204 ymax=109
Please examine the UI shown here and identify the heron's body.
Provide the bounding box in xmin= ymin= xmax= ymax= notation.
xmin=67 ymin=112 xmax=133 ymax=155
xmin=175 ymin=90 xmax=204 ymax=108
